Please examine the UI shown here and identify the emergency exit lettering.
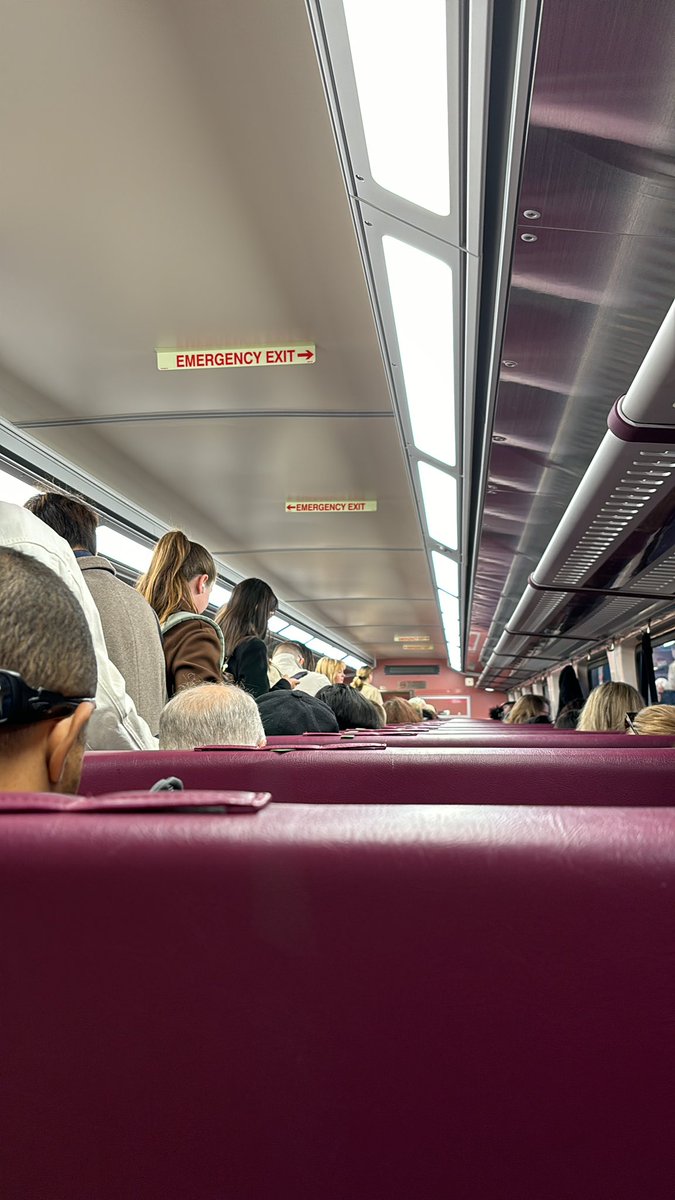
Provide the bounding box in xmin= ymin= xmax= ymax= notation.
xmin=157 ymin=344 xmax=316 ymax=371
xmin=285 ymin=499 xmax=377 ymax=513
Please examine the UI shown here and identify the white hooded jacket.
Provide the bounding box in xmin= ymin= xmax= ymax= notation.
xmin=271 ymin=652 xmax=330 ymax=698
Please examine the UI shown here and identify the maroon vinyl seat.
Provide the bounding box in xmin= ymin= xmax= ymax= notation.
xmin=266 ymin=731 xmax=675 ymax=749
xmin=0 ymin=797 xmax=673 ymax=1200
xmin=80 ymin=746 xmax=675 ymax=805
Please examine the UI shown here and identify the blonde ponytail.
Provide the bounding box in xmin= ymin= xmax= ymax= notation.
xmin=137 ymin=530 xmax=215 ymax=624
xmin=352 ymin=667 xmax=372 ymax=691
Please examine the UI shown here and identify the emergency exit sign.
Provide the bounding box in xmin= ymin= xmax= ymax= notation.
xmin=156 ymin=344 xmax=315 ymax=370
xmin=285 ymin=499 xmax=377 ymax=514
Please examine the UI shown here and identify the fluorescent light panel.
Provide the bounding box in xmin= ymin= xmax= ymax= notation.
xmin=342 ymin=0 xmax=450 ymax=214
xmin=343 ymin=654 xmax=368 ymax=670
xmin=382 ymin=236 xmax=455 ymax=467
xmin=432 ymin=550 xmax=459 ymax=596
xmin=268 ymin=615 xmax=290 ymax=634
xmin=0 ymin=467 xmax=37 ymax=507
xmin=97 ymin=526 xmax=153 ymax=574
xmin=279 ymin=625 xmax=314 ymax=646
xmin=418 ymin=461 xmax=458 ymax=549
xmin=209 ymin=584 xmax=232 ymax=609
xmin=306 ymin=637 xmax=348 ymax=660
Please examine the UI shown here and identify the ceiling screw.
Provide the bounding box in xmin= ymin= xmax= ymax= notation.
xmin=502 ymin=359 xmax=517 ymax=368
xmin=523 ymin=209 xmax=541 ymax=220
xmin=521 ymin=232 xmax=538 ymax=243
xmin=492 ymin=433 xmax=507 ymax=443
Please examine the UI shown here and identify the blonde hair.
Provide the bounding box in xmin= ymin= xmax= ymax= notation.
xmin=577 ymin=682 xmax=643 ymax=732
xmin=351 ymin=666 xmax=372 ymax=691
xmin=384 ymin=697 xmax=422 ymax=725
xmin=137 ymin=530 xmax=215 ymax=624
xmin=316 ymin=658 xmax=344 ymax=684
xmin=632 ymin=704 xmax=675 ymax=735
xmin=503 ymin=695 xmax=548 ymax=724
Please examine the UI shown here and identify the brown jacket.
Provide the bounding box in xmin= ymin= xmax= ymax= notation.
xmin=162 ymin=611 xmax=225 ymax=695
xmin=78 ymin=554 xmax=167 ymax=735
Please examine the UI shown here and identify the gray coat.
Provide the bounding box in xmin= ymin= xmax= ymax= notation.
xmin=78 ymin=555 xmax=167 ymax=735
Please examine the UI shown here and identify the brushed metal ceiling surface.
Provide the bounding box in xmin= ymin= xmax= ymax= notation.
xmin=468 ymin=0 xmax=675 ymax=673
xmin=0 ymin=0 xmax=444 ymax=661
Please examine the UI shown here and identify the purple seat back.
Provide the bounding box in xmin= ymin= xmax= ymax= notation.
xmin=1 ymin=799 xmax=673 ymax=1199
xmin=80 ymin=746 xmax=675 ymax=805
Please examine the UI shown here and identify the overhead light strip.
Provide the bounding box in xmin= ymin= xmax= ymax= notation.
xmin=418 ymin=461 xmax=458 ymax=550
xmin=382 ymin=235 xmax=456 ymax=467
xmin=341 ymin=0 xmax=450 ymax=215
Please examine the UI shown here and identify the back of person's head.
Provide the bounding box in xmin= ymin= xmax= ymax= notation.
xmin=316 ymin=684 xmax=384 ymax=730
xmin=631 ymin=704 xmax=675 ymax=735
xmin=577 ymin=681 xmax=643 ymax=732
xmin=25 ymin=492 xmax=99 ymax=556
xmin=525 ymin=714 xmax=553 ymax=725
xmin=489 ymin=705 xmax=504 ymax=721
xmin=555 ymin=701 xmax=583 ymax=730
xmin=504 ymin=695 xmax=548 ymax=724
xmin=256 ymin=689 xmax=339 ymax=736
xmin=216 ymin=577 xmax=278 ymax=656
xmin=137 ymin=530 xmax=215 ymax=624
xmin=315 ymin=657 xmax=345 ymax=684
xmin=0 ymin=548 xmax=97 ymax=793
xmin=351 ymin=666 xmax=372 ymax=691
xmin=408 ymin=696 xmax=437 ymax=720
xmin=271 ymin=642 xmax=304 ymax=667
xmin=158 ymin=683 xmax=265 ymax=749
xmin=384 ymin=697 xmax=422 ymax=725
xmin=556 ymin=665 xmax=584 ymax=715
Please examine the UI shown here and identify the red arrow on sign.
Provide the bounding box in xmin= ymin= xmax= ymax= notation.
xmin=286 ymin=504 xmax=297 ymax=511
xmin=298 ymin=350 xmax=314 ymax=361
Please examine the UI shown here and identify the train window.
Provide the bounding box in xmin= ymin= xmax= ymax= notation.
xmin=652 ymin=634 xmax=675 ymax=702
xmin=587 ymin=656 xmax=611 ymax=690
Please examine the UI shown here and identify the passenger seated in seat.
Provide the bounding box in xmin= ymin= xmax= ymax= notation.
xmin=315 ymin=658 xmax=346 ymax=685
xmin=257 ymin=689 xmax=339 ymax=736
xmin=270 ymin=642 xmax=328 ymax=697
xmin=159 ymin=683 xmax=266 ymax=749
xmin=138 ymin=531 xmax=223 ymax=696
xmin=408 ymin=697 xmax=438 ymax=721
xmin=0 ymin=548 xmax=96 ymax=793
xmin=384 ymin=697 xmax=422 ymax=725
xmin=555 ymin=702 xmax=582 ymax=730
xmin=503 ymin=695 xmax=549 ymax=724
xmin=628 ymin=704 xmax=675 ymax=735
xmin=316 ymin=684 xmax=384 ymax=730
xmin=577 ymin=682 xmax=643 ymax=732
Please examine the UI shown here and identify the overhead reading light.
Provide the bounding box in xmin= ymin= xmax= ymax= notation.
xmin=418 ymin=461 xmax=458 ymax=550
xmin=431 ymin=550 xmax=459 ymax=597
xmin=382 ymin=236 xmax=455 ymax=466
xmin=341 ymin=0 xmax=449 ymax=214
xmin=97 ymin=526 xmax=153 ymax=574
xmin=0 ymin=466 xmax=37 ymax=507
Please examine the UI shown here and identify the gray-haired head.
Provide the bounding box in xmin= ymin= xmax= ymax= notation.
xmin=158 ymin=683 xmax=266 ymax=750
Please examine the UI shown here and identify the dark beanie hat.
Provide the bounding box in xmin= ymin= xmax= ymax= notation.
xmin=256 ymin=689 xmax=340 ymax=736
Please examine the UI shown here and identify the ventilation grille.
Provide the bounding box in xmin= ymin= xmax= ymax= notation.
xmin=628 ymin=549 xmax=675 ymax=595
xmin=553 ymin=449 xmax=675 ymax=586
